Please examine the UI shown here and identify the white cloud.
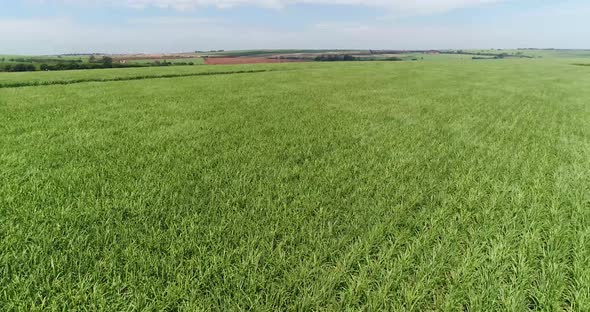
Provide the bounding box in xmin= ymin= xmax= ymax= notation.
xmin=3 ymin=11 xmax=586 ymax=56
xmin=34 ymin=0 xmax=509 ymax=14
xmin=0 ymin=16 xmax=469 ymax=54
xmin=4 ymin=1 xmax=588 ymax=54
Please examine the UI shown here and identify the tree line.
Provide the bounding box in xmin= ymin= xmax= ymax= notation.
xmin=1 ymin=56 xmax=196 ymax=72
xmin=314 ymin=55 xmax=359 ymax=62
xmin=314 ymin=54 xmax=405 ymax=62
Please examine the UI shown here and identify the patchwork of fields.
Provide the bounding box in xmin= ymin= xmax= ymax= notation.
xmin=1 ymin=59 xmax=590 ymax=310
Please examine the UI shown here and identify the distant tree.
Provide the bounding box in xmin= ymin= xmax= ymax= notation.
xmin=315 ymin=54 xmax=357 ymax=62
xmin=12 ymin=64 xmax=26 ymax=71
xmin=102 ymin=56 xmax=113 ymax=68
xmin=343 ymin=55 xmax=356 ymax=61
xmin=89 ymin=55 xmax=96 ymax=63
xmin=11 ymin=63 xmax=36 ymax=72
xmin=40 ymin=64 xmax=49 ymax=71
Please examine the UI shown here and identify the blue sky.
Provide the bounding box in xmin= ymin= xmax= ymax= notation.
xmin=1 ymin=0 xmax=589 ymax=54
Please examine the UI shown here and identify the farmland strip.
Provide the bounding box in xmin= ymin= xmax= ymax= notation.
xmin=0 ymin=69 xmax=283 ymax=89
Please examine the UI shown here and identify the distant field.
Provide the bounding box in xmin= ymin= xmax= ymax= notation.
xmin=203 ymin=49 xmax=342 ymax=57
xmin=127 ymin=57 xmax=204 ymax=65
xmin=1 ymin=58 xmax=590 ymax=310
xmin=204 ymin=57 xmax=309 ymax=65
xmin=3 ymin=49 xmax=588 ymax=72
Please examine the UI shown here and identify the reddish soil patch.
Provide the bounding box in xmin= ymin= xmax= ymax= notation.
xmin=204 ymin=57 xmax=308 ymax=65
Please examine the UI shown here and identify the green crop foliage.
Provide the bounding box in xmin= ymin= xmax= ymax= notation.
xmin=1 ymin=59 xmax=590 ymax=310
xmin=0 ymin=63 xmax=287 ymax=87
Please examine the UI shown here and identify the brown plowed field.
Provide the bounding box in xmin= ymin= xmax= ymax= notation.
xmin=204 ymin=57 xmax=308 ymax=65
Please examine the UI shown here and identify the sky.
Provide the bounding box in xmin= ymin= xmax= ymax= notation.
xmin=0 ymin=0 xmax=589 ymax=54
